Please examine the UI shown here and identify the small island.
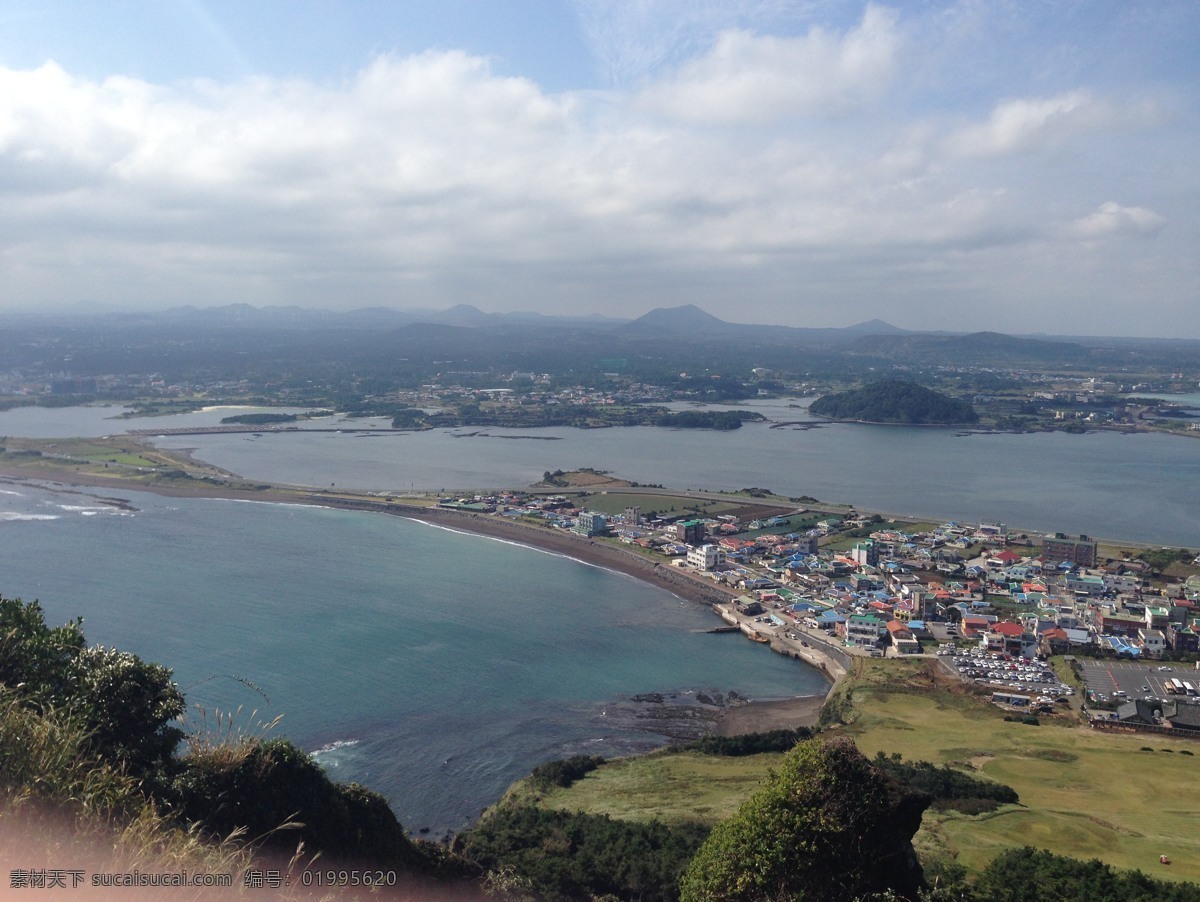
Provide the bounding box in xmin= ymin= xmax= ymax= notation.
xmin=810 ymin=379 xmax=979 ymax=425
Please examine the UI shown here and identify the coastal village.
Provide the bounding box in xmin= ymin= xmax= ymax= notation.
xmin=439 ymin=489 xmax=1200 ymax=736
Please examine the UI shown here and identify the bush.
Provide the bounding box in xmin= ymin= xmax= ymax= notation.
xmin=458 ymin=806 xmax=708 ymax=902
xmin=669 ymin=728 xmax=811 ymax=757
xmin=974 ymin=847 xmax=1200 ymax=901
xmin=529 ymin=755 xmax=605 ymax=790
xmin=172 ymin=738 xmax=426 ymax=866
xmin=679 ymin=737 xmax=928 ymax=901
xmin=872 ymin=753 xmax=1019 ymax=807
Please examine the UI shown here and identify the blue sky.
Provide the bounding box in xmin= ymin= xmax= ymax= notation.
xmin=1 ymin=1 xmax=1197 ymax=337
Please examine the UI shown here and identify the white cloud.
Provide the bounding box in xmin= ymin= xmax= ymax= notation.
xmin=637 ymin=5 xmax=901 ymax=122
xmin=947 ymin=90 xmax=1159 ymax=157
xmin=0 ymin=2 xmax=1195 ymax=337
xmin=1068 ymin=201 xmax=1166 ymax=239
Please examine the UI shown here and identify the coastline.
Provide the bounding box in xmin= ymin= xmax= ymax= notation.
xmin=0 ymin=466 xmax=834 ymax=732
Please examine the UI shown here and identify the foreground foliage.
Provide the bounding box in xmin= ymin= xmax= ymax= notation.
xmin=679 ymin=736 xmax=929 ymax=901
xmin=973 ymin=847 xmax=1200 ymax=901
xmin=458 ymin=806 xmax=709 ymax=902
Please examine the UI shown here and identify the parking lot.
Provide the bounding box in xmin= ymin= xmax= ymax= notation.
xmin=1079 ymin=659 xmax=1200 ymax=704
xmin=939 ymin=647 xmax=1073 ymax=705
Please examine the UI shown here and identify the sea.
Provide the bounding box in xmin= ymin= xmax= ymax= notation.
xmin=0 ymin=478 xmax=824 ymax=837
xmin=1 ymin=399 xmax=1198 ymax=834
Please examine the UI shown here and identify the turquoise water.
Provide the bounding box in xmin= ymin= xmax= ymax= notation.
xmin=0 ymin=482 xmax=824 ymax=835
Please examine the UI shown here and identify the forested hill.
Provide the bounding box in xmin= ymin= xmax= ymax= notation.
xmin=810 ymin=379 xmax=979 ymax=425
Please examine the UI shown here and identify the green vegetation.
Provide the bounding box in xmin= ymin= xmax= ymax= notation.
xmin=872 ymin=752 xmax=1020 ymax=814
xmin=836 ymin=660 xmax=1200 ymax=882
xmin=810 ymin=379 xmax=979 ymax=425
xmin=529 ymin=754 xmax=605 ymax=791
xmin=458 ymin=807 xmax=709 ymax=902
xmin=654 ymin=410 xmax=759 ymax=430
xmin=678 ymin=737 xmax=928 ymax=902
xmin=390 ymin=407 xmax=428 ymax=428
xmin=973 ymin=847 xmax=1199 ymax=901
xmin=668 ymin=727 xmax=812 ymax=757
xmin=1136 ymin=547 xmax=1195 ymax=574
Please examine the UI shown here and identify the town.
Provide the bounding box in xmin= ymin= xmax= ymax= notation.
xmin=438 ymin=484 xmax=1200 ymax=735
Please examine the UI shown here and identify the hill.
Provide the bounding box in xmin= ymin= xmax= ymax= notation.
xmin=810 ymin=379 xmax=979 ymax=425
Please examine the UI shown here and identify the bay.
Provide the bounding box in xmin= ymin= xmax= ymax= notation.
xmin=142 ymin=403 xmax=1200 ymax=547
xmin=0 ymin=482 xmax=824 ymax=836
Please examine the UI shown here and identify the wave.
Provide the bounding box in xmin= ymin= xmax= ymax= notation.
xmin=407 ymin=517 xmax=626 ymax=574
xmin=0 ymin=512 xmax=61 ymax=521
xmin=0 ymin=489 xmax=24 ymax=496
xmin=312 ymin=737 xmax=361 ymax=753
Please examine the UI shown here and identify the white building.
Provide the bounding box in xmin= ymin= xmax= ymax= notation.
xmin=687 ymin=544 xmax=726 ymax=572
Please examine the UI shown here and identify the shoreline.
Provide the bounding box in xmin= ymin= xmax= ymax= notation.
xmin=0 ymin=466 xmax=835 ymax=731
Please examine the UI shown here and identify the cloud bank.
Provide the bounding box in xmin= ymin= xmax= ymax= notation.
xmin=0 ymin=3 xmax=1195 ymax=337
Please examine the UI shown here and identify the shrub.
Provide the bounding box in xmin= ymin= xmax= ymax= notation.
xmin=529 ymin=755 xmax=605 ymax=790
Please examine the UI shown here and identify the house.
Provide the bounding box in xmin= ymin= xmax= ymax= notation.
xmin=984 ymin=620 xmax=1037 ymax=658
xmin=845 ymin=613 xmax=886 ymax=648
xmin=1138 ymin=628 xmax=1166 ymax=657
xmin=886 ymin=620 xmax=921 ymax=655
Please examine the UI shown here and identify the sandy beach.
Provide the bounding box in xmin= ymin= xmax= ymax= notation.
xmin=0 ymin=465 xmax=832 ymax=731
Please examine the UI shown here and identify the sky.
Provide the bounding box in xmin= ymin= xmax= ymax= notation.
xmin=0 ymin=1 xmax=1197 ymax=337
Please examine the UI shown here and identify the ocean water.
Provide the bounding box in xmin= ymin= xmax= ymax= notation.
xmin=0 ymin=481 xmax=825 ymax=836
xmin=148 ymin=415 xmax=1200 ymax=546
xmin=1 ymin=400 xmax=1196 ymax=545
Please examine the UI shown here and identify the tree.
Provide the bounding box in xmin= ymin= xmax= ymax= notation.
xmin=0 ymin=596 xmax=182 ymax=771
xmin=678 ymin=737 xmax=928 ymax=901
xmin=0 ymin=596 xmax=85 ymax=706
xmin=69 ymin=645 xmax=184 ymax=771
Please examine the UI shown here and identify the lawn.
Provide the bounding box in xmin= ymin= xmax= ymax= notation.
xmin=501 ymin=750 xmax=773 ymax=827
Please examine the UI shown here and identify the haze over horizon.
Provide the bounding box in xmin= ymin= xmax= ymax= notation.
xmin=1 ymin=1 xmax=1197 ymax=338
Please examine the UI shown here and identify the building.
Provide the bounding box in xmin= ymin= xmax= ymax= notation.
xmin=845 ymin=614 xmax=885 ymax=648
xmin=850 ymin=540 xmax=879 ymax=568
xmin=1042 ymin=533 xmax=1098 ymax=568
xmin=1138 ymin=628 xmax=1166 ymax=656
xmin=674 ymin=519 xmax=706 ymax=545
xmin=574 ymin=510 xmax=608 ymax=537
xmin=886 ymin=620 xmax=921 ymax=655
xmin=686 ymin=544 xmax=726 ymax=572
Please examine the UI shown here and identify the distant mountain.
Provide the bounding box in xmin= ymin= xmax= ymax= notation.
xmin=622 ymin=304 xmax=734 ymax=336
xmin=850 ymin=330 xmax=1090 ymax=365
xmin=425 ymin=304 xmax=493 ymax=326
xmin=840 ymin=318 xmax=907 ymax=336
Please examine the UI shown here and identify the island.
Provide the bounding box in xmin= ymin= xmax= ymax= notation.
xmin=810 ymin=379 xmax=980 ymax=425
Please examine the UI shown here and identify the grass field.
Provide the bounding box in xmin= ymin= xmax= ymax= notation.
xmin=500 ymin=751 xmax=774 ymax=827
xmin=512 ymin=657 xmax=1200 ymax=883
xmin=0 ymin=436 xmax=236 ymax=484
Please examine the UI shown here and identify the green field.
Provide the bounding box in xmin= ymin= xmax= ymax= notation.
xmin=512 ymin=658 xmax=1200 ymax=883
xmin=499 ymin=751 xmax=773 ymax=827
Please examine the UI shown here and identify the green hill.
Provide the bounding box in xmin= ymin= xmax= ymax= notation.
xmin=810 ymin=379 xmax=978 ymax=425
